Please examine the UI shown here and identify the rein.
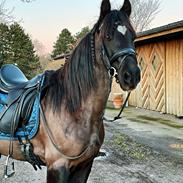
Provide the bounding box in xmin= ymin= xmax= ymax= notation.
xmin=100 ymin=37 xmax=135 ymax=122
xmin=99 ymin=36 xmax=135 ymax=122
xmin=40 ymin=105 xmax=91 ymax=160
xmin=103 ymin=91 xmax=131 ymax=122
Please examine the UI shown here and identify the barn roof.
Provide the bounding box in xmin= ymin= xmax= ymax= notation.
xmin=54 ymin=53 xmax=70 ymax=61
xmin=135 ymin=20 xmax=183 ymax=44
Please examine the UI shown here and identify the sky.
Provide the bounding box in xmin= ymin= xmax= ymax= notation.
xmin=5 ymin=0 xmax=183 ymax=54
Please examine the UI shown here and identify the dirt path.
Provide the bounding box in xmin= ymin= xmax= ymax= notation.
xmin=88 ymin=123 xmax=183 ymax=183
xmin=0 ymin=117 xmax=183 ymax=183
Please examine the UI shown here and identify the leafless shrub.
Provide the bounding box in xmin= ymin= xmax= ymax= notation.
xmin=130 ymin=0 xmax=161 ymax=32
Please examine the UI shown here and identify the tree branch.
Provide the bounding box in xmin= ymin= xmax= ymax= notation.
xmin=130 ymin=0 xmax=161 ymax=32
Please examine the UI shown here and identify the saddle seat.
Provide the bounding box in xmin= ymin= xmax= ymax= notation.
xmin=0 ymin=64 xmax=41 ymax=93
xmin=0 ymin=64 xmax=44 ymax=134
xmin=0 ymin=64 xmax=28 ymax=88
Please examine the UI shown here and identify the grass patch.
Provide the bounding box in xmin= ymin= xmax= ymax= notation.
xmin=112 ymin=133 xmax=153 ymax=160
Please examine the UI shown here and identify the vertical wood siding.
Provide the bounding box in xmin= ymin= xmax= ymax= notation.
xmin=165 ymin=38 xmax=183 ymax=116
xmin=128 ymin=38 xmax=183 ymax=116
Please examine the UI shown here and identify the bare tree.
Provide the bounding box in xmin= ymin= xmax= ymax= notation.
xmin=20 ymin=0 xmax=34 ymax=2
xmin=33 ymin=39 xmax=46 ymax=56
xmin=0 ymin=0 xmax=15 ymax=24
xmin=0 ymin=0 xmax=33 ymax=24
xmin=114 ymin=0 xmax=161 ymax=32
xmin=33 ymin=39 xmax=50 ymax=69
xmin=130 ymin=0 xmax=161 ymax=32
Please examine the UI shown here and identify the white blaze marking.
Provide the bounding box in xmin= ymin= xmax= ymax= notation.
xmin=117 ymin=25 xmax=127 ymax=35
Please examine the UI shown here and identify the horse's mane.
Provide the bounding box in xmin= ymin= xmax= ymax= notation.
xmin=46 ymin=33 xmax=97 ymax=113
xmin=46 ymin=10 xmax=135 ymax=114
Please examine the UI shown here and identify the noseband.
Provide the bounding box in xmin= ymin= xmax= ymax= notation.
xmin=110 ymin=48 xmax=136 ymax=65
xmin=101 ymin=43 xmax=136 ymax=77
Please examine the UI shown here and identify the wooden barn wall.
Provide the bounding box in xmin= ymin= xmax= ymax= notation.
xmin=129 ymin=38 xmax=183 ymax=116
xmin=165 ymin=38 xmax=183 ymax=116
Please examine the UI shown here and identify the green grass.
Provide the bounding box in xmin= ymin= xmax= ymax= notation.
xmin=112 ymin=133 xmax=153 ymax=160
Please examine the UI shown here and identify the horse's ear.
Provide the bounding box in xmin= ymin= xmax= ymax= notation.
xmin=120 ymin=0 xmax=132 ymax=17
xmin=99 ymin=0 xmax=111 ymax=23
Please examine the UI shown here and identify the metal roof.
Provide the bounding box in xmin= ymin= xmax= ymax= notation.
xmin=135 ymin=20 xmax=183 ymax=43
xmin=53 ymin=53 xmax=70 ymax=61
xmin=137 ymin=20 xmax=183 ymax=37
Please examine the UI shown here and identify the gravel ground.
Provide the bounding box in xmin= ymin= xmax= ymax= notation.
xmin=0 ymin=108 xmax=183 ymax=183
xmin=1 ymin=141 xmax=183 ymax=183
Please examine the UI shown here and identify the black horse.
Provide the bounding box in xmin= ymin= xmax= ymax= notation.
xmin=0 ymin=0 xmax=140 ymax=182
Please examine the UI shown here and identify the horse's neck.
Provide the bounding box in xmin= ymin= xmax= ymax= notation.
xmin=87 ymin=50 xmax=112 ymax=119
xmin=43 ymin=46 xmax=111 ymax=149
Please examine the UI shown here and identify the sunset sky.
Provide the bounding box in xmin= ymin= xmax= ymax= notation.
xmin=5 ymin=0 xmax=183 ymax=54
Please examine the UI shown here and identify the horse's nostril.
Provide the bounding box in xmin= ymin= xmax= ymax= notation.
xmin=124 ymin=71 xmax=131 ymax=84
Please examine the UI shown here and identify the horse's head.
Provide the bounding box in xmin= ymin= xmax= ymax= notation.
xmin=95 ymin=0 xmax=140 ymax=91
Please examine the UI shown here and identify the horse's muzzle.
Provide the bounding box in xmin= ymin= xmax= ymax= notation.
xmin=118 ymin=58 xmax=141 ymax=91
xmin=123 ymin=66 xmax=141 ymax=89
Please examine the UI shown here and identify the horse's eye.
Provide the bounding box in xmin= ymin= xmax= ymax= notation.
xmin=114 ymin=22 xmax=120 ymax=26
xmin=106 ymin=34 xmax=111 ymax=41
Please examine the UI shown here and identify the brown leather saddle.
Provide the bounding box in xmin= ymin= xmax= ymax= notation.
xmin=0 ymin=64 xmax=43 ymax=134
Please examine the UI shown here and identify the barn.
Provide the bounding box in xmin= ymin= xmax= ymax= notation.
xmin=45 ymin=54 xmax=69 ymax=70
xmin=128 ymin=20 xmax=183 ymax=117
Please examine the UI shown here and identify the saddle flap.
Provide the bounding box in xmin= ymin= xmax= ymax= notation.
xmin=7 ymin=89 xmax=24 ymax=104
xmin=0 ymin=88 xmax=38 ymax=134
xmin=21 ymin=90 xmax=37 ymax=122
xmin=0 ymin=103 xmax=20 ymax=134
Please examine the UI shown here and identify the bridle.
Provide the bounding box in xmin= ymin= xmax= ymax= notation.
xmin=90 ymin=29 xmax=136 ymax=78
xmin=101 ymin=41 xmax=136 ymax=78
xmin=90 ymin=29 xmax=136 ymax=122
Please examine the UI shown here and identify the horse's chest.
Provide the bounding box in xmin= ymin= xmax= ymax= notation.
xmin=62 ymin=117 xmax=104 ymax=161
xmin=84 ymin=122 xmax=104 ymax=156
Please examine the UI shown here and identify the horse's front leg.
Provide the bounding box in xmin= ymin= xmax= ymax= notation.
xmin=68 ymin=160 xmax=94 ymax=183
xmin=47 ymin=166 xmax=70 ymax=183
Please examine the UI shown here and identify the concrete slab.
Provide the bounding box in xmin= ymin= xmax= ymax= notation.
xmin=104 ymin=107 xmax=183 ymax=161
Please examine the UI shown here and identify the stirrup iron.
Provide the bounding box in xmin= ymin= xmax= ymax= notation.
xmin=4 ymin=155 xmax=15 ymax=178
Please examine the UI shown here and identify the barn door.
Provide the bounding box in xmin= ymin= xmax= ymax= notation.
xmin=137 ymin=42 xmax=166 ymax=112
xmin=149 ymin=43 xmax=166 ymax=112
xmin=138 ymin=45 xmax=150 ymax=109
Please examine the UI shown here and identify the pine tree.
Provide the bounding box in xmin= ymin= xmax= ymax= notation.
xmin=51 ymin=28 xmax=74 ymax=58
xmin=4 ymin=23 xmax=41 ymax=79
xmin=75 ymin=26 xmax=90 ymax=41
xmin=0 ymin=23 xmax=11 ymax=67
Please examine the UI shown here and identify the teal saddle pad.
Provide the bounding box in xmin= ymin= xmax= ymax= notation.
xmin=0 ymin=92 xmax=40 ymax=140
